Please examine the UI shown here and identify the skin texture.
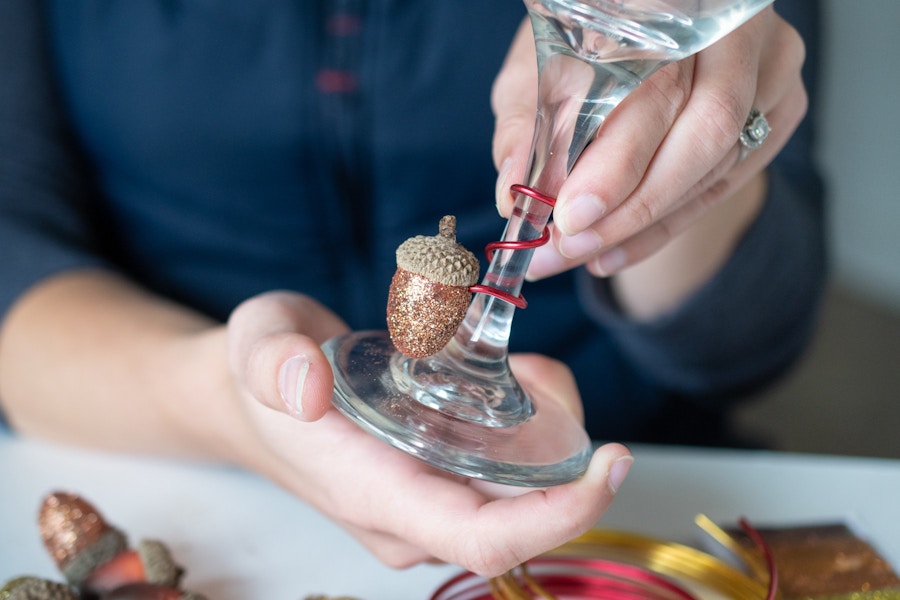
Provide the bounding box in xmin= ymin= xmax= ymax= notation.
xmin=493 ymin=7 xmax=806 ymax=318
xmin=0 ymin=6 xmax=807 ymax=578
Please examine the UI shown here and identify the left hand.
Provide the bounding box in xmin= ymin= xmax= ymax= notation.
xmin=491 ymin=6 xmax=807 ymax=280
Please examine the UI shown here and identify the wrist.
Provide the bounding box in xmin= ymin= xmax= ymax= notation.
xmin=159 ymin=326 xmax=270 ymax=469
xmin=611 ymin=170 xmax=767 ymax=320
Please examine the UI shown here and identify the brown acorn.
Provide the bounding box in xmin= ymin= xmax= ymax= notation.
xmin=0 ymin=576 xmax=79 ymax=600
xmin=81 ymin=540 xmax=183 ymax=597
xmin=387 ymin=216 xmax=479 ymax=358
xmin=38 ymin=492 xmax=128 ymax=587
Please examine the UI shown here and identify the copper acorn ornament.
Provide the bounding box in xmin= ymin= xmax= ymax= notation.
xmin=387 ymin=216 xmax=479 ymax=358
xmin=38 ymin=492 xmax=128 ymax=586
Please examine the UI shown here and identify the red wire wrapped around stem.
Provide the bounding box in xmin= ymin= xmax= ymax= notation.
xmin=467 ymin=184 xmax=556 ymax=309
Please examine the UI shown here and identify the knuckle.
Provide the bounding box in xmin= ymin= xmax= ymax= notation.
xmin=452 ymin=533 xmax=521 ymax=578
xmin=464 ymin=549 xmax=518 ymax=579
xmin=776 ymin=16 xmax=806 ymax=72
xmin=645 ymin=62 xmax=691 ymax=115
xmin=622 ymin=197 xmax=657 ymax=232
xmin=699 ymin=87 xmax=747 ymax=144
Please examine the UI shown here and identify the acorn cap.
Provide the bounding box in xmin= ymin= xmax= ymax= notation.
xmin=61 ymin=528 xmax=128 ymax=586
xmin=0 ymin=576 xmax=79 ymax=600
xmin=395 ymin=216 xmax=479 ymax=287
xmin=136 ymin=540 xmax=183 ymax=587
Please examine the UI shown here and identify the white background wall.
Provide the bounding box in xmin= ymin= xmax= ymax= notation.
xmin=818 ymin=0 xmax=900 ymax=312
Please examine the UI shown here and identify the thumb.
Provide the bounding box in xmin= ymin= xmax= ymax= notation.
xmin=227 ymin=292 xmax=349 ymax=421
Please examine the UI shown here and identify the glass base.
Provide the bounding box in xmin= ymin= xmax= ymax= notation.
xmin=323 ymin=330 xmax=592 ymax=487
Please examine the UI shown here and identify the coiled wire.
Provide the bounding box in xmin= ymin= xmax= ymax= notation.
xmin=430 ymin=517 xmax=779 ymax=600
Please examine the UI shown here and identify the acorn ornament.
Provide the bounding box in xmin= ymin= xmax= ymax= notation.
xmin=38 ymin=492 xmax=128 ymax=587
xmin=387 ymin=216 xmax=479 ymax=358
xmin=37 ymin=492 xmax=186 ymax=598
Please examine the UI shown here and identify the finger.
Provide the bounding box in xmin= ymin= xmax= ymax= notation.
xmin=583 ymin=77 xmax=806 ymax=280
xmin=379 ymin=443 xmax=633 ymax=578
xmin=583 ymin=14 xmax=768 ymax=252
xmin=526 ymin=223 xmax=580 ymax=281
xmin=585 ymin=168 xmax=764 ymax=280
xmin=340 ymin=520 xmax=436 ymax=570
xmin=553 ymin=59 xmax=693 ymax=238
xmin=474 ymin=443 xmax=632 ymax=569
xmin=227 ymin=292 xmax=349 ymax=421
xmin=509 ymin=353 xmax=583 ymax=422
xmin=491 ymin=17 xmax=538 ymax=216
xmin=753 ymin=10 xmax=806 ymax=117
xmin=525 ymin=83 xmax=797 ymax=284
xmin=583 ymin=18 xmax=807 ymax=277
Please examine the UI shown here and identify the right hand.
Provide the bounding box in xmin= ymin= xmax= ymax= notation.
xmin=224 ymin=291 xmax=633 ymax=577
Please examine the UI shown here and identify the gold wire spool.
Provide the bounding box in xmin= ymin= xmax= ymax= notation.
xmin=547 ymin=528 xmax=774 ymax=600
xmin=462 ymin=516 xmax=778 ymax=600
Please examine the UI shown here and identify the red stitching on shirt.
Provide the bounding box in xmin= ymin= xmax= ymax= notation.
xmin=315 ymin=69 xmax=359 ymax=93
xmin=326 ymin=14 xmax=363 ymax=36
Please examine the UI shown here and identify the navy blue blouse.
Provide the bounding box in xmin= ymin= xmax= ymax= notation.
xmin=0 ymin=1 xmax=825 ymax=442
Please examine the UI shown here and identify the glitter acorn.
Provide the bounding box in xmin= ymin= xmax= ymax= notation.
xmin=38 ymin=492 xmax=128 ymax=587
xmin=0 ymin=576 xmax=79 ymax=600
xmin=81 ymin=540 xmax=184 ymax=596
xmin=387 ymin=215 xmax=480 ymax=358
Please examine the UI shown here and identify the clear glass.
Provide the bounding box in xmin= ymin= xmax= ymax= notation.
xmin=323 ymin=0 xmax=773 ymax=486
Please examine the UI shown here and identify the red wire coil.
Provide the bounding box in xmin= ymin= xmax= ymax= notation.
xmin=429 ymin=557 xmax=698 ymax=600
xmin=468 ymin=184 xmax=557 ymax=309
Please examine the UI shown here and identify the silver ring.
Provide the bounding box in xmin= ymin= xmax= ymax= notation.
xmin=739 ymin=109 xmax=770 ymax=151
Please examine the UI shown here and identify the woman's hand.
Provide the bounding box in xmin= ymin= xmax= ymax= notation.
xmin=226 ymin=292 xmax=632 ymax=577
xmin=492 ymin=6 xmax=806 ymax=283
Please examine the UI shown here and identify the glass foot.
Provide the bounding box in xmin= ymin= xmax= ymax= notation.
xmin=323 ymin=330 xmax=592 ymax=487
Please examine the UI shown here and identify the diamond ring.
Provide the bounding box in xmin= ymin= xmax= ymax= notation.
xmin=739 ymin=109 xmax=770 ymax=151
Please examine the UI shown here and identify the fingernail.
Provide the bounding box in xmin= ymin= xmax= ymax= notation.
xmin=594 ymin=247 xmax=627 ymax=275
xmin=495 ymin=157 xmax=513 ymax=214
xmin=278 ymin=355 xmax=310 ymax=419
xmin=559 ymin=230 xmax=603 ymax=259
xmin=608 ymin=455 xmax=633 ymax=493
xmin=558 ymin=193 xmax=606 ymax=236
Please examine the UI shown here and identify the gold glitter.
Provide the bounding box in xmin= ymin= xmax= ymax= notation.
xmin=387 ymin=269 xmax=469 ymax=358
xmin=38 ymin=492 xmax=109 ymax=569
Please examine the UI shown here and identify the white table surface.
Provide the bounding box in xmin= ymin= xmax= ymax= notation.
xmin=3 ymin=430 xmax=899 ymax=599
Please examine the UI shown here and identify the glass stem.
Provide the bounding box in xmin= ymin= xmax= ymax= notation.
xmin=401 ymin=18 xmax=666 ymax=426
xmin=452 ymin=45 xmax=662 ymax=366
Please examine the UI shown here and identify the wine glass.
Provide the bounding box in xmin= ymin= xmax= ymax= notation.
xmin=322 ymin=0 xmax=774 ymax=486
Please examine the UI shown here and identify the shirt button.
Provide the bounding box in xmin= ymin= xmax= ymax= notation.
xmin=315 ymin=69 xmax=359 ymax=93
xmin=326 ymin=13 xmax=363 ymax=36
